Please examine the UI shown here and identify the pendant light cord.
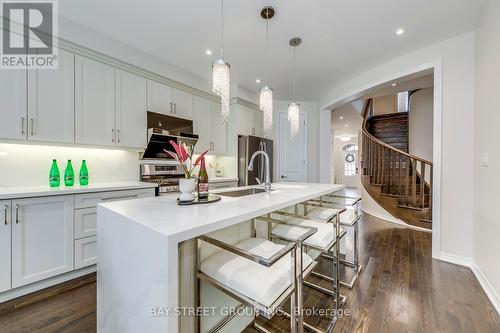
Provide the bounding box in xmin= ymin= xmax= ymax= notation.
xmin=220 ymin=0 xmax=224 ymax=58
xmin=265 ymin=10 xmax=270 ymax=86
xmin=292 ymin=46 xmax=296 ymax=102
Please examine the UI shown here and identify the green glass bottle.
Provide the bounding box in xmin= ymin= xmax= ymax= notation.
xmin=79 ymin=160 xmax=89 ymax=186
xmin=49 ymin=159 xmax=60 ymax=187
xmin=64 ymin=160 xmax=75 ymax=186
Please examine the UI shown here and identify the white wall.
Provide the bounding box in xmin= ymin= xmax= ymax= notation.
xmin=409 ymin=88 xmax=433 ymax=162
xmin=272 ymin=101 xmax=320 ymax=183
xmin=0 ymin=143 xmax=140 ymax=187
xmin=473 ymin=0 xmax=500 ymax=312
xmin=319 ymin=32 xmax=476 ymax=260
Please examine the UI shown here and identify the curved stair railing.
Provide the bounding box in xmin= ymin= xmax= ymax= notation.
xmin=361 ymin=99 xmax=433 ymax=223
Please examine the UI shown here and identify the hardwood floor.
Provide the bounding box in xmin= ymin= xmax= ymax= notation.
xmin=0 ymin=214 xmax=498 ymax=333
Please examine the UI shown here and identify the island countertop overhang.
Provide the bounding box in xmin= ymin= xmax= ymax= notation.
xmin=98 ymin=182 xmax=344 ymax=243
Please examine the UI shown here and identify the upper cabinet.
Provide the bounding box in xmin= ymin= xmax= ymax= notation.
xmin=28 ymin=49 xmax=75 ymax=143
xmin=147 ymin=80 xmax=193 ymax=120
xmin=234 ymin=104 xmax=263 ymax=137
xmin=115 ymin=69 xmax=147 ymax=149
xmin=193 ymin=96 xmax=226 ymax=155
xmin=0 ymin=69 xmax=27 ymax=140
xmin=75 ymin=56 xmax=116 ymax=146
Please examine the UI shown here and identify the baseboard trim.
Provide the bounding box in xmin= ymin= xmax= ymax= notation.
xmin=439 ymin=252 xmax=499 ymax=315
xmin=362 ymin=208 xmax=432 ymax=233
xmin=471 ymin=262 xmax=500 ymax=315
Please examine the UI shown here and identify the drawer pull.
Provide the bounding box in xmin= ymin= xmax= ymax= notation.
xmin=101 ymin=194 xmax=138 ymax=201
xmin=15 ymin=204 xmax=20 ymax=224
xmin=4 ymin=205 xmax=8 ymax=225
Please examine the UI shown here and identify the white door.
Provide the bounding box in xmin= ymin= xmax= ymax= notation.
xmin=115 ymin=69 xmax=147 ymax=149
xmin=75 ymin=56 xmax=116 ymax=146
xmin=28 ymin=49 xmax=74 ymax=143
xmin=0 ymin=201 xmax=11 ymax=293
xmin=210 ymin=100 xmax=227 ymax=155
xmin=12 ymin=196 xmax=74 ymax=288
xmin=147 ymin=80 xmax=173 ymax=115
xmin=252 ymin=110 xmax=264 ymax=137
xmin=279 ymin=112 xmax=306 ymax=182
xmin=193 ymin=96 xmax=211 ymax=153
xmin=172 ymin=88 xmax=193 ymax=120
xmin=341 ymin=144 xmax=360 ymax=187
xmin=0 ymin=69 xmax=27 ymax=140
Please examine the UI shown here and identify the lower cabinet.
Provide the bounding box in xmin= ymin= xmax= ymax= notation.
xmin=75 ymin=236 xmax=97 ymax=269
xmin=0 ymin=200 xmax=11 ymax=293
xmin=11 ymin=196 xmax=74 ymax=288
xmin=209 ymin=181 xmax=238 ymax=191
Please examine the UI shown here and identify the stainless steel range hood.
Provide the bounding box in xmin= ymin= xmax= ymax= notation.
xmin=140 ymin=112 xmax=199 ymax=160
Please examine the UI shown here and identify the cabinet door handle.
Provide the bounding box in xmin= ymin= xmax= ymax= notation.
xmin=101 ymin=194 xmax=138 ymax=201
xmin=117 ymin=129 xmax=120 ymax=143
xmin=173 ymin=103 xmax=176 ymax=114
xmin=170 ymin=102 xmax=173 ymax=114
xmin=21 ymin=117 xmax=25 ymax=135
xmin=30 ymin=118 xmax=34 ymax=136
xmin=112 ymin=129 xmax=115 ymax=143
xmin=4 ymin=205 xmax=8 ymax=225
xmin=15 ymin=204 xmax=20 ymax=224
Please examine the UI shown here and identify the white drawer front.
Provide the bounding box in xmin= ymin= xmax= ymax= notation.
xmin=74 ymin=188 xmax=155 ymax=209
xmin=75 ymin=236 xmax=97 ymax=269
xmin=74 ymin=207 xmax=97 ymax=239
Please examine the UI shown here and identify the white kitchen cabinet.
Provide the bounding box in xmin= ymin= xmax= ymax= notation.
xmin=172 ymin=88 xmax=194 ymax=120
xmin=147 ymin=80 xmax=172 ymax=115
xmin=28 ymin=49 xmax=75 ymax=143
xmin=193 ymin=96 xmax=211 ymax=153
xmin=74 ymin=207 xmax=97 ymax=239
xmin=147 ymin=80 xmax=193 ymax=120
xmin=236 ymin=105 xmax=253 ymax=136
xmin=115 ymin=69 xmax=147 ymax=149
xmin=0 ymin=70 xmax=27 ymax=140
xmin=193 ymin=96 xmax=226 ymax=154
xmin=11 ymin=196 xmax=74 ymax=288
xmin=0 ymin=201 xmax=11 ymax=293
xmin=75 ymin=55 xmax=116 ymax=146
xmin=252 ymin=110 xmax=264 ymax=137
xmin=74 ymin=236 xmax=97 ymax=269
xmin=209 ymin=101 xmax=227 ymax=155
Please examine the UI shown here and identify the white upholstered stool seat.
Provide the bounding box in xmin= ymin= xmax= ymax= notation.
xmin=271 ymin=218 xmax=344 ymax=250
xmin=200 ymin=237 xmax=313 ymax=308
xmin=306 ymin=206 xmax=357 ymax=226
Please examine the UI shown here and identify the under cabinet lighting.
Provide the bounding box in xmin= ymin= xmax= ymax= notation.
xmin=205 ymin=49 xmax=212 ymax=55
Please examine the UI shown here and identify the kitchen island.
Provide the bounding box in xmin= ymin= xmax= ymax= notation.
xmin=97 ymin=182 xmax=344 ymax=333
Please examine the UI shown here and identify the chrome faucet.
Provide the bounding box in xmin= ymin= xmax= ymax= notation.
xmin=248 ymin=150 xmax=272 ymax=193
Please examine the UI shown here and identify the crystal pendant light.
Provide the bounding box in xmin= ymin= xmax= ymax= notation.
xmin=288 ymin=37 xmax=301 ymax=138
xmin=260 ymin=6 xmax=275 ymax=138
xmin=212 ymin=0 xmax=230 ymax=124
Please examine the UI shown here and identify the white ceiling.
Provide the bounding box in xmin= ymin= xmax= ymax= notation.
xmin=59 ymin=0 xmax=486 ymax=101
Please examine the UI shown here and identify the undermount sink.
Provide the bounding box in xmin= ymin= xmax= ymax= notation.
xmin=218 ymin=188 xmax=271 ymax=197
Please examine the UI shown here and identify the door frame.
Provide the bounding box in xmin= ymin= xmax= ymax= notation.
xmin=322 ymin=60 xmax=443 ymax=260
xmin=277 ymin=111 xmax=308 ymax=182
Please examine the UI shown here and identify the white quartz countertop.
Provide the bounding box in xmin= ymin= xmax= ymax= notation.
xmin=99 ymin=182 xmax=344 ymax=243
xmin=0 ymin=181 xmax=157 ymax=200
xmin=208 ymin=177 xmax=238 ymax=183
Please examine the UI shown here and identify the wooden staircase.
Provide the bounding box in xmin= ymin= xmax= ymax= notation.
xmin=361 ymin=100 xmax=433 ymax=230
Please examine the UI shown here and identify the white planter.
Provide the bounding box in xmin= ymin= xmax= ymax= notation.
xmin=179 ymin=178 xmax=196 ymax=202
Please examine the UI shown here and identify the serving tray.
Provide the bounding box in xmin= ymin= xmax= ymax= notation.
xmin=176 ymin=195 xmax=222 ymax=206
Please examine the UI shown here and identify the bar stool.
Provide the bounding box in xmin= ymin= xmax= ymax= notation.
xmin=298 ymin=194 xmax=362 ymax=289
xmin=256 ymin=208 xmax=347 ymax=333
xmin=197 ymin=220 xmax=318 ymax=333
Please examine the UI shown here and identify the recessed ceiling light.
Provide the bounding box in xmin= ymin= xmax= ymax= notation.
xmin=340 ymin=136 xmax=351 ymax=142
xmin=396 ymin=28 xmax=405 ymax=35
xmin=205 ymin=49 xmax=212 ymax=55
xmin=256 ymin=78 xmax=261 ymax=84
xmin=339 ymin=116 xmax=344 ymax=120
xmin=345 ymin=124 xmax=349 ymax=128
xmin=392 ymin=82 xmax=397 ymax=87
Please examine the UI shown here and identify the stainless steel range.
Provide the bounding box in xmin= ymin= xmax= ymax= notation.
xmin=140 ymin=163 xmax=184 ymax=196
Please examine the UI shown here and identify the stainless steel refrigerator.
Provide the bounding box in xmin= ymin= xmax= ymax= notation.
xmin=238 ymin=135 xmax=273 ymax=187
